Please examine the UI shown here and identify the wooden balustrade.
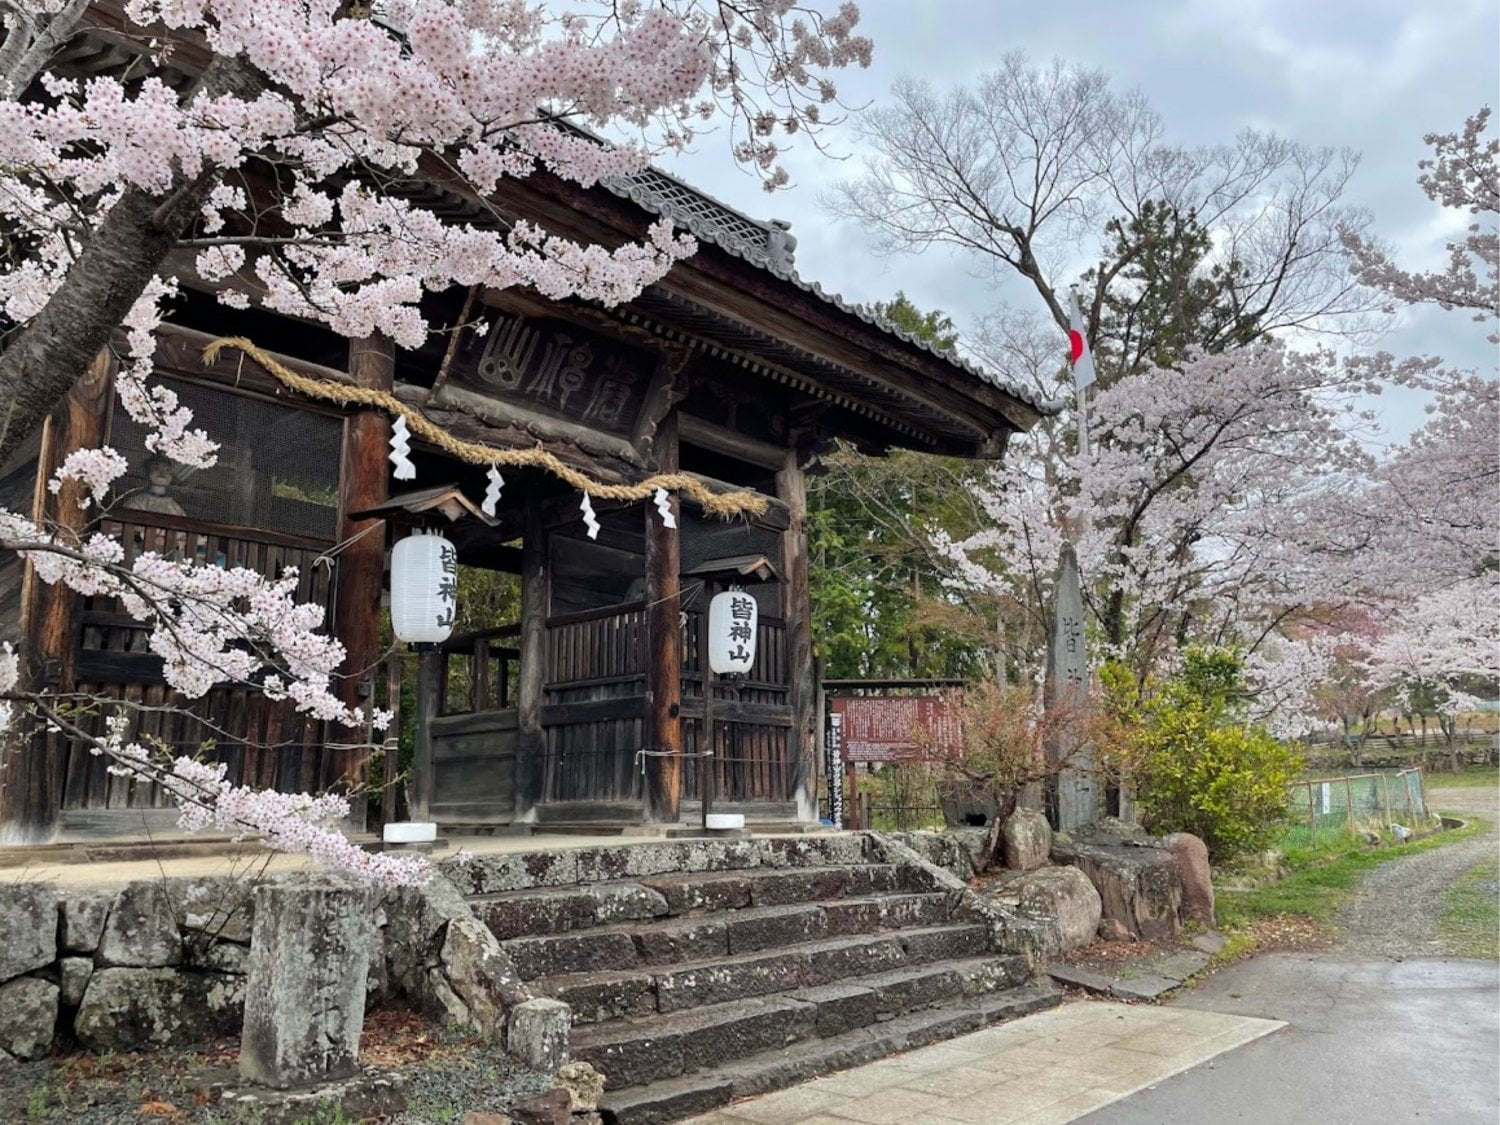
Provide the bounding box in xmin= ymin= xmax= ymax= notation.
xmin=61 ymin=513 xmax=337 ymax=814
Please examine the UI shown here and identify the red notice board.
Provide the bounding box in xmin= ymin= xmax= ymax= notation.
xmin=831 ymin=695 xmax=961 ymax=763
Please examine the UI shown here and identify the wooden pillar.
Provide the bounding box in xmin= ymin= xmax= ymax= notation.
xmin=0 ymin=351 xmax=112 ymax=844
xmin=515 ymin=503 xmax=547 ymax=820
xmin=778 ymin=446 xmax=817 ymax=824
xmin=643 ymin=413 xmax=682 ymax=823
xmin=327 ymin=335 xmax=393 ymax=818
xmin=410 ymin=650 xmax=440 ymax=822
xmin=380 ymin=650 xmax=403 ymax=826
xmin=699 ymin=598 xmax=718 ymax=829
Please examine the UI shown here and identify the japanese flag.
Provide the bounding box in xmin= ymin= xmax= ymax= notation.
xmin=1067 ymin=291 xmax=1096 ymax=391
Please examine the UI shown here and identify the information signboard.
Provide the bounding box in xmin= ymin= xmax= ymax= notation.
xmin=830 ymin=696 xmax=961 ymax=763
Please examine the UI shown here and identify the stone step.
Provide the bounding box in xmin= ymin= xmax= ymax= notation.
xmin=571 ymin=955 xmax=1031 ymax=1089
xmin=637 ymin=863 xmax=929 ymax=915
xmin=539 ymin=925 xmax=994 ymax=1022
xmin=598 ymin=985 xmax=1062 ymax=1125
xmin=452 ymin=835 xmax=882 ymax=898
xmin=499 ymin=893 xmax=954 ymax=979
xmin=469 ymin=863 xmax=933 ymax=941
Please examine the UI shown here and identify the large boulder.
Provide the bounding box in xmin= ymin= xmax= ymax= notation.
xmin=382 ymin=874 xmax=472 ymax=998
xmin=1162 ymin=833 xmax=1216 ymax=928
xmin=99 ymin=882 xmax=182 ymax=967
xmin=1054 ymin=841 xmax=1183 ymax=941
xmin=880 ymin=831 xmax=980 ymax=880
xmin=0 ymin=977 xmax=58 ymax=1060
xmin=1001 ymin=808 xmax=1053 ymax=872
xmin=74 ymin=968 xmax=243 ymax=1051
xmin=996 ymin=866 xmax=1103 ymax=956
xmin=0 ymin=883 xmax=57 ymax=981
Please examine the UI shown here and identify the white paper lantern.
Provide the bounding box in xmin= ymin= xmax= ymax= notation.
xmin=708 ymin=589 xmax=758 ymax=675
xmin=390 ymin=532 xmax=457 ymax=647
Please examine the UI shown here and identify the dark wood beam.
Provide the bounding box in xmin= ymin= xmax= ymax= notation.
xmin=327 ymin=334 xmax=394 ymax=819
xmin=778 ymin=444 xmax=817 ymax=823
xmin=0 ymin=351 xmax=112 ymax=844
xmin=643 ymin=412 xmax=682 ymax=823
xmin=515 ymin=503 xmax=548 ymax=818
xmin=679 ymin=414 xmax=787 ymax=471
xmin=428 ymin=382 xmax=646 ymax=469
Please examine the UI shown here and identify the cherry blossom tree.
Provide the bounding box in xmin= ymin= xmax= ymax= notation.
xmin=1365 ymin=574 xmax=1500 ymax=771
xmin=937 ymin=340 xmax=1376 ymax=690
xmin=0 ymin=0 xmax=872 ymax=862
xmin=1358 ymin=368 xmax=1499 ymax=592
xmin=1342 ymin=107 xmax=1499 ymax=337
xmin=0 ymin=0 xmax=871 ymax=464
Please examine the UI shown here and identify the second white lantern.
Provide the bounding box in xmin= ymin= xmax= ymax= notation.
xmin=707 ymin=589 xmax=758 ymax=675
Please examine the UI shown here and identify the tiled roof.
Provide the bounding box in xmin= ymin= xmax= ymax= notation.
xmin=601 ymin=165 xmax=1061 ymax=417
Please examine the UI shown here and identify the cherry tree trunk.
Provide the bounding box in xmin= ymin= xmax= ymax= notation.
xmin=0 ymin=54 xmax=262 ymax=467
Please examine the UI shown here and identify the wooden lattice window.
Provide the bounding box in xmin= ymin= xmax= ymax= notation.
xmin=110 ymin=378 xmax=342 ymax=542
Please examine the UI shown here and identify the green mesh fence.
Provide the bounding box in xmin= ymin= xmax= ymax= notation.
xmin=1286 ymin=768 xmax=1430 ymax=843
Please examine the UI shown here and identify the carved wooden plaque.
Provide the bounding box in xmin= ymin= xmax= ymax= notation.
xmin=447 ymin=309 xmax=656 ymax=437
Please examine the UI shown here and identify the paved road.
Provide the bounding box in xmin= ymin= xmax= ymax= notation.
xmin=1078 ymin=954 xmax=1498 ymax=1125
xmin=1085 ymin=783 xmax=1500 ymax=1125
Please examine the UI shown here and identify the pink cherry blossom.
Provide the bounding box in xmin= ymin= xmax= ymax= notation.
xmin=0 ymin=1 xmax=872 ymax=876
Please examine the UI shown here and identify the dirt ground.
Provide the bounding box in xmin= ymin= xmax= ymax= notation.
xmin=0 ymin=1007 xmax=553 ymax=1124
xmin=1334 ymin=782 xmax=1498 ymax=957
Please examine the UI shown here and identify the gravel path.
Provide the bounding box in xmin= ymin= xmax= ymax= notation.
xmin=1333 ymin=784 xmax=1498 ymax=957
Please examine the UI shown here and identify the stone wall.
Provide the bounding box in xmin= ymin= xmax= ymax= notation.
xmin=0 ymin=832 xmax=958 ymax=1065
xmin=0 ymin=874 xmax=400 ymax=1061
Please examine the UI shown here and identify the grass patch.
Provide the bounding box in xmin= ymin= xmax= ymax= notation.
xmin=1438 ymin=856 xmax=1500 ymax=959
xmin=1425 ymin=765 xmax=1500 ymax=790
xmin=1217 ymin=815 xmax=1488 ymax=933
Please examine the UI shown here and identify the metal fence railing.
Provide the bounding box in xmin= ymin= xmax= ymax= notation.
xmin=1286 ymin=768 xmax=1430 ymax=845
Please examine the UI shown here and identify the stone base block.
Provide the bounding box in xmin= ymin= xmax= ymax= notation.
xmin=215 ymin=1069 xmax=406 ymax=1125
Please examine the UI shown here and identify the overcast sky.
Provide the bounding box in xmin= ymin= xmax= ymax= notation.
xmin=660 ymin=0 xmax=1498 ymax=446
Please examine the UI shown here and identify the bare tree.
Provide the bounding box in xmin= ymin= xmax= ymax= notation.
xmin=826 ymin=52 xmax=1382 ymax=354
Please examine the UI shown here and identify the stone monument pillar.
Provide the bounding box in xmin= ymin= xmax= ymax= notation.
xmin=239 ymin=880 xmax=374 ymax=1089
xmin=1045 ymin=543 xmax=1098 ymax=831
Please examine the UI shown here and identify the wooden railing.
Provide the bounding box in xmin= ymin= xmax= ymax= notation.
xmin=421 ymin=600 xmax=799 ymax=809
xmin=63 ymin=513 xmax=337 ymax=809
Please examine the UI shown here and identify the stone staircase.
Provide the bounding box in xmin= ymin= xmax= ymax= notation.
xmin=458 ymin=835 xmax=1059 ymax=1125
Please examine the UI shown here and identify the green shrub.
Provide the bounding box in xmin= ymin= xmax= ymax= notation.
xmin=1102 ymin=648 xmax=1303 ymax=860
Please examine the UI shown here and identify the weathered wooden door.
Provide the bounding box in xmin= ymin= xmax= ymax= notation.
xmin=421 ymin=626 xmax=520 ymax=824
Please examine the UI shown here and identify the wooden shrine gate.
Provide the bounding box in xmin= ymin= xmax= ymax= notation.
xmin=420 ymin=600 xmax=793 ymax=827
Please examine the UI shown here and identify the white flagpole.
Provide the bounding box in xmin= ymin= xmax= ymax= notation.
xmin=1079 ymin=381 xmax=1090 ymax=461
xmin=1069 ymin=288 xmax=1092 ymax=462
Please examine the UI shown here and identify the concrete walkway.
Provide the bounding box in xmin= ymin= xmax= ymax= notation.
xmin=682 ymin=1000 xmax=1285 ymax=1125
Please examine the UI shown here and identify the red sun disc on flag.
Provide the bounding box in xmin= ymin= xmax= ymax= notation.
xmin=1068 ymin=329 xmax=1086 ymax=364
